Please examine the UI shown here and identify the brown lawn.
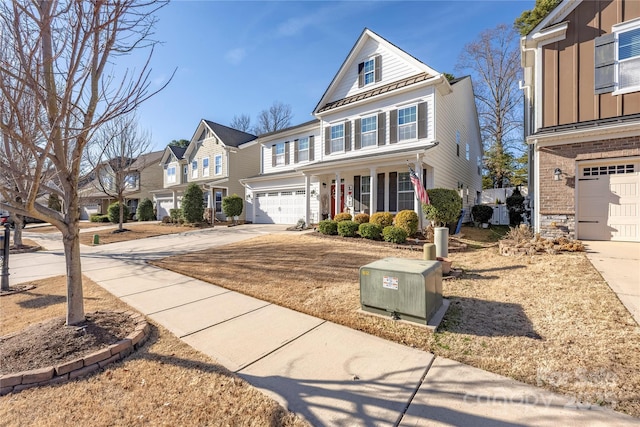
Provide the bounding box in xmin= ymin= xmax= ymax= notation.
xmin=151 ymin=228 xmax=640 ymax=417
xmin=0 ymin=276 xmax=308 ymax=426
xmin=78 ymin=223 xmax=211 ymax=246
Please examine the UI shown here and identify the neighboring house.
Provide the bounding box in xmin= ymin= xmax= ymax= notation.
xmin=241 ymin=28 xmax=483 ymax=225
xmin=153 ymin=120 xmax=259 ymax=221
xmin=78 ymin=150 xmax=164 ymax=219
xmin=521 ymin=0 xmax=640 ymax=242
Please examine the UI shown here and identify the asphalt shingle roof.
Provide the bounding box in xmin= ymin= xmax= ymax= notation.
xmin=203 ymin=120 xmax=257 ymax=147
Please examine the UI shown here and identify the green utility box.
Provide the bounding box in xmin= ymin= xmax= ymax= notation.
xmin=360 ymin=257 xmax=443 ymax=325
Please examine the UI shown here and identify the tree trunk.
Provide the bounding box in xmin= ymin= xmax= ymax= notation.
xmin=12 ymin=216 xmax=23 ymax=247
xmin=61 ymin=210 xmax=84 ymax=325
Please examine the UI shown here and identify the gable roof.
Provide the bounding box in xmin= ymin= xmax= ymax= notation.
xmin=527 ymin=0 xmax=580 ymax=36
xmin=130 ymin=150 xmax=164 ymax=170
xmin=201 ymin=119 xmax=257 ymax=148
xmin=313 ymin=28 xmax=442 ymax=115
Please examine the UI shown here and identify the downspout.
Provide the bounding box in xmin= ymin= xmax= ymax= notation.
xmin=521 ymin=39 xmax=537 ymax=231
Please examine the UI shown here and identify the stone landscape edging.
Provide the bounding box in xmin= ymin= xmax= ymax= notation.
xmin=0 ymin=310 xmax=149 ymax=395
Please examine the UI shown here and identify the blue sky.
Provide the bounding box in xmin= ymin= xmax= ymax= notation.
xmin=126 ymin=0 xmax=534 ymax=151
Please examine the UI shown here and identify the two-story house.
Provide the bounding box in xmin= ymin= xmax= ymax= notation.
xmin=521 ymin=0 xmax=640 ymax=242
xmin=242 ymin=29 xmax=483 ymax=226
xmin=79 ymin=150 xmax=164 ymax=219
xmin=154 ymin=120 xmax=259 ymax=221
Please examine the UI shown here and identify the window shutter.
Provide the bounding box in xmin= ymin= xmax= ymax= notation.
xmin=345 ymin=121 xmax=351 ymax=151
xmin=377 ymin=173 xmax=385 ymax=212
xmin=358 ymin=62 xmax=365 ymax=88
xmin=418 ymin=102 xmax=427 ymax=139
xmin=374 ymin=55 xmax=382 ymax=83
xmin=422 ymin=169 xmax=427 ymax=190
xmin=378 ymin=112 xmax=386 ymax=146
xmin=389 ymin=172 xmax=397 ymax=212
xmin=285 ymin=141 xmax=290 ymax=165
xmin=389 ymin=110 xmax=398 ymax=144
xmin=325 ymin=127 xmax=331 ymax=155
xmin=354 ymin=175 xmax=361 ymax=212
xmin=294 ymin=139 xmax=299 ymax=163
xmin=309 ymin=135 xmax=315 ymax=161
xmin=271 ymin=145 xmax=276 ymax=167
xmin=354 ymin=118 xmax=361 ymax=150
xmin=594 ymin=33 xmax=616 ymax=94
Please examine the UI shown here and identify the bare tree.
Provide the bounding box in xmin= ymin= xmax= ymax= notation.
xmin=0 ymin=0 xmax=171 ymax=324
xmin=84 ymin=113 xmax=152 ymax=231
xmin=230 ymin=114 xmax=252 ymax=133
xmin=456 ymin=24 xmax=523 ymax=188
xmin=254 ymin=101 xmax=293 ymax=134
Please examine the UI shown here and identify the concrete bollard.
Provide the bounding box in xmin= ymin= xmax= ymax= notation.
xmin=423 ymin=243 xmax=436 ymax=260
xmin=93 ymin=234 xmax=99 ymax=245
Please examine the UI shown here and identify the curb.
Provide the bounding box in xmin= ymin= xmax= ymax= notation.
xmin=0 ymin=311 xmax=149 ymax=395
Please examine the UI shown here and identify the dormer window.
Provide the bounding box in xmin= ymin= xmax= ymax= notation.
xmin=358 ymin=55 xmax=381 ymax=88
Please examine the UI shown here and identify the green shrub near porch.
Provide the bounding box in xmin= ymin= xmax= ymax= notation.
xmin=108 ymin=202 xmax=129 ymax=224
xmin=358 ymin=222 xmax=382 ymax=240
xmin=382 ymin=226 xmax=407 ymax=244
xmin=337 ymin=220 xmax=359 ymax=237
xmin=318 ymin=219 xmax=338 ymax=235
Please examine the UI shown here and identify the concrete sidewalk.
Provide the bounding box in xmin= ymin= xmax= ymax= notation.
xmin=10 ymin=226 xmax=639 ymax=426
xmin=584 ymin=241 xmax=640 ymax=326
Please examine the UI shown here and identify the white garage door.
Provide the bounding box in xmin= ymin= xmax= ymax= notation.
xmin=156 ymin=197 xmax=176 ymax=220
xmin=254 ymin=190 xmax=306 ymax=224
xmin=577 ymin=160 xmax=639 ymax=242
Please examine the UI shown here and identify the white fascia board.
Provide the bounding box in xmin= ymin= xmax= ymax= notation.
xmin=528 ymin=0 xmax=581 ymax=36
xmin=531 ymin=21 xmax=569 ymax=46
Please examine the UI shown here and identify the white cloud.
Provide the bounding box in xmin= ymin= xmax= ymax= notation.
xmin=225 ymin=48 xmax=247 ymax=65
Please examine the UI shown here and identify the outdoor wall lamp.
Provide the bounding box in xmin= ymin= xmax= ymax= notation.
xmin=322 ymin=182 xmax=327 ymax=188
xmin=554 ymin=168 xmax=562 ymax=181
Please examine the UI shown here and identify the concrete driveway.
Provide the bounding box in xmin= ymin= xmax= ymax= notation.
xmin=584 ymin=241 xmax=640 ymax=326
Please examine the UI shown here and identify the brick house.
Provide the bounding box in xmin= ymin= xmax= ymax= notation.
xmin=521 ymin=0 xmax=640 ymax=242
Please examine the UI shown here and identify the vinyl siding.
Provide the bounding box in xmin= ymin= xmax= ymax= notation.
xmin=328 ymin=38 xmax=426 ymax=104
xmin=227 ymin=143 xmax=261 ymax=220
xmin=261 ymin=128 xmax=320 ymax=175
xmin=187 ymin=137 xmax=228 ymax=182
xmin=432 ymin=77 xmax=483 ymax=212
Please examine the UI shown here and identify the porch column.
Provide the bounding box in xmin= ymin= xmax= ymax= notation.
xmin=304 ymin=175 xmax=311 ymax=226
xmin=370 ymin=167 xmax=377 ymax=214
xmin=414 ymin=160 xmax=423 ymax=230
xmin=172 ymin=190 xmax=176 ymax=209
xmin=334 ymin=171 xmax=341 ymax=217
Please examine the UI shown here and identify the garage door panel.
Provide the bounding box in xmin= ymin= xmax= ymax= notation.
xmin=578 ymin=161 xmax=639 ymax=242
xmin=254 ymin=190 xmax=305 ymax=224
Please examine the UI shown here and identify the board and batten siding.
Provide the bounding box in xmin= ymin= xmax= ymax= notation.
xmin=541 ymin=0 xmax=640 ymax=128
xmin=328 ymin=38 xmax=427 ymax=104
xmin=431 ymin=77 xmax=483 ymax=210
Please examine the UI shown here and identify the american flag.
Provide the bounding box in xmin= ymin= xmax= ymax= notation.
xmin=409 ymin=167 xmax=429 ymax=205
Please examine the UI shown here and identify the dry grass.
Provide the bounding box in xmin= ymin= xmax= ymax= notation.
xmin=78 ymin=223 xmax=210 ymax=246
xmin=0 ymin=276 xmax=308 ymax=427
xmin=28 ymin=221 xmax=109 ymax=233
xmin=152 ymin=227 xmax=640 ymax=417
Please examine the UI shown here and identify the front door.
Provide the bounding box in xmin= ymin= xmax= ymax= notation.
xmin=331 ymin=184 xmax=344 ymax=218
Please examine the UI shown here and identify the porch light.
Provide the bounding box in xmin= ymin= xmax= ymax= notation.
xmin=554 ymin=168 xmax=562 ymax=181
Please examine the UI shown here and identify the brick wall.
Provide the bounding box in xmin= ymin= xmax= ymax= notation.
xmin=537 ymin=135 xmax=640 ymax=239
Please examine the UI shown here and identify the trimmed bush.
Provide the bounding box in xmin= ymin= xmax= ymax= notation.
xmin=359 ymin=222 xmax=382 ymax=240
xmin=182 ymin=183 xmax=205 ymax=223
xmin=89 ymin=214 xmax=110 ymax=223
xmin=222 ymin=194 xmax=243 ymax=219
xmin=382 ymin=226 xmax=407 ymax=244
xmin=506 ymin=187 xmax=526 ymax=227
xmin=318 ymin=219 xmax=338 ymax=235
xmin=353 ymin=213 xmax=370 ymax=224
xmin=394 ymin=210 xmax=419 ymax=237
xmin=136 ymin=198 xmax=155 ymax=221
xmin=108 ymin=202 xmax=129 ymax=224
xmin=471 ymin=204 xmax=494 ymax=224
xmin=161 ymin=216 xmax=172 ymax=224
xmin=170 ymin=209 xmax=183 ymax=222
xmin=370 ymin=212 xmax=394 ymax=228
xmin=337 ymin=220 xmax=359 ymax=237
xmin=423 ymin=188 xmax=462 ymax=227
xmin=333 ymin=212 xmax=352 ymax=222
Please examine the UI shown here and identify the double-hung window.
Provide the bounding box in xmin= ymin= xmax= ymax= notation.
xmin=191 ymin=160 xmax=198 ymax=179
xmin=202 ymin=157 xmax=210 ymax=177
xmin=618 ymin=24 xmax=640 ymax=92
xmin=297 ymin=137 xmax=309 ymax=162
xmin=214 ymin=155 xmax=222 ymax=175
xmin=363 ymin=59 xmax=375 ymax=85
xmin=275 ymin=143 xmax=285 ymax=165
xmin=167 ymin=165 xmax=176 ymax=183
xmin=397 ymin=172 xmax=414 ymax=211
xmin=330 ymin=124 xmax=344 ymax=153
xmin=398 ymin=106 xmax=417 ymax=141
xmin=361 ymin=115 xmax=377 ymax=148
xmin=361 ymin=176 xmax=371 ymax=214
